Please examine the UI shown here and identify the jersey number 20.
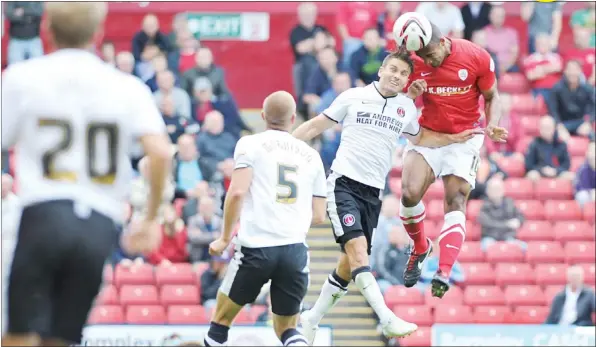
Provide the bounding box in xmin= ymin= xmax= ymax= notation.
xmin=276 ymin=164 xmax=297 ymax=204
xmin=39 ymin=118 xmax=119 ymax=184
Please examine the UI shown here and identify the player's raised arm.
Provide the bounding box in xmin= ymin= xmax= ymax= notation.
xmin=292 ymin=90 xmax=352 ymax=141
xmin=311 ymin=155 xmax=328 ymax=225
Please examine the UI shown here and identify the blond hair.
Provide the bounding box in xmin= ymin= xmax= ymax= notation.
xmin=46 ymin=2 xmax=107 ymax=48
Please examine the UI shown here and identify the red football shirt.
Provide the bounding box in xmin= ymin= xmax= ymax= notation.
xmin=522 ymin=52 xmax=562 ymax=89
xmin=337 ymin=2 xmax=377 ymax=39
xmin=413 ymin=39 xmax=496 ymax=134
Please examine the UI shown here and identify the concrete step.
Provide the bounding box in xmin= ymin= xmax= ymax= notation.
xmin=322 ymin=317 xmax=378 ymax=326
xmin=334 ymin=329 xmax=381 ymax=337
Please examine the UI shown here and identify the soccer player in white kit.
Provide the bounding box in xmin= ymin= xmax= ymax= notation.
xmin=206 ymin=91 xmax=328 ymax=347
xmin=1 ymin=3 xmax=172 ymax=346
xmin=292 ymin=49 xmax=482 ymax=343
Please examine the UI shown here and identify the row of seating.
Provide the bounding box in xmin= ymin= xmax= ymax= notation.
xmin=458 ymin=240 xmax=594 ymax=264
xmin=97 ymin=284 xmax=203 ymax=306
xmin=104 ymin=262 xmax=208 ymax=288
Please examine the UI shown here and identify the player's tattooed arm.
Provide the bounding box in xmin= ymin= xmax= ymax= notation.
xmin=292 ymin=114 xmax=336 ymax=141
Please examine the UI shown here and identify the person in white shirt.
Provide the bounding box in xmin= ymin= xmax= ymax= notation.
xmin=206 ymin=91 xmax=327 ymax=347
xmin=1 ymin=3 xmax=172 ymax=346
xmin=546 ymin=265 xmax=596 ymax=326
xmin=415 ymin=2 xmax=465 ymax=39
xmin=292 ymin=48 xmax=481 ymax=343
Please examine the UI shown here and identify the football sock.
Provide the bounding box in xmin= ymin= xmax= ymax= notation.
xmin=309 ymin=270 xmax=348 ymax=323
xmin=399 ymin=200 xmax=429 ymax=254
xmin=281 ymin=328 xmax=309 ymax=346
xmin=203 ymin=321 xmax=229 ymax=346
xmin=352 ymin=266 xmax=394 ymax=325
xmin=438 ymin=211 xmax=466 ymax=277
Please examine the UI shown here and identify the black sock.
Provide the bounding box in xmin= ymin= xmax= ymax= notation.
xmin=281 ymin=328 xmax=309 ymax=346
xmin=330 ymin=269 xmax=349 ymax=289
xmin=203 ymin=322 xmax=229 ymax=346
xmin=351 ymin=265 xmax=372 ymax=281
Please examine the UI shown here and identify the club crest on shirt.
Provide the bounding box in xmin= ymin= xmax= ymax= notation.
xmin=396 ymin=107 xmax=405 ymax=118
xmin=342 ymin=214 xmax=355 ymax=227
xmin=458 ymin=69 xmax=468 ymax=81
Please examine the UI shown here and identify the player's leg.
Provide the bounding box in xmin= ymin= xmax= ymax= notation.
xmin=400 ymin=149 xmax=439 ymax=287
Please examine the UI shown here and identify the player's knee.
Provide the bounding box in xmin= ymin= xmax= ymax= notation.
xmin=445 ymin=190 xmax=468 ymax=213
xmin=343 ymin=237 xmax=369 ymax=270
xmin=401 ymin=183 xmax=424 ymax=207
xmin=211 ymin=293 xmax=241 ymax=327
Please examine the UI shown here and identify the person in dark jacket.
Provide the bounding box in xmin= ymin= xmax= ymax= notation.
xmin=574 ymin=141 xmax=596 ymax=208
xmin=160 ymin=95 xmax=200 ymax=144
xmin=200 ymin=253 xmax=230 ymax=308
xmin=131 ymin=14 xmax=171 ymax=61
xmin=545 ymin=265 xmax=595 ymax=326
xmin=4 ymin=1 xmax=44 ymax=64
xmin=181 ymin=47 xmax=230 ymax=99
xmin=372 ymin=226 xmax=411 ymax=293
xmin=196 ymin=111 xmax=237 ymax=175
xmin=303 ymin=47 xmax=349 ymax=114
xmin=460 ymin=2 xmax=492 ymax=41
xmin=350 ymin=28 xmax=388 ymax=86
xmin=525 ymin=116 xmax=575 ymax=181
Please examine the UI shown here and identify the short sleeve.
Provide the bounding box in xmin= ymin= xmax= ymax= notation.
xmin=128 ymin=78 xmax=167 ymax=137
xmin=402 ymin=101 xmax=421 ymax=136
xmin=475 ymin=48 xmax=497 ymax=92
xmin=322 ymin=90 xmax=353 ymax=123
xmin=1 ymin=66 xmax=26 ymax=149
xmin=233 ymin=136 xmax=256 ymax=169
xmin=312 ymin=155 xmax=327 ymax=198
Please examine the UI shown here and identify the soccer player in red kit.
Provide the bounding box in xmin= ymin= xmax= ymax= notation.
xmin=399 ymin=23 xmax=509 ymax=298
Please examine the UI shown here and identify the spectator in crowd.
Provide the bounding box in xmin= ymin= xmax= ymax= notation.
xmin=187 ymin=197 xmax=222 ymax=263
xmin=316 ymin=72 xmax=352 ymax=115
xmin=371 ymin=194 xmax=401 ymax=269
xmin=136 ymin=44 xmax=162 ymax=82
xmin=350 ymin=28 xmax=388 ymax=87
xmin=196 ymin=111 xmax=237 ymax=171
xmin=460 ymin=1 xmax=492 ymax=41
xmin=130 ymin=156 xmax=175 ymax=220
xmin=485 ymin=93 xmax=523 ymax=162
xmin=417 ymin=239 xmax=465 ymax=291
xmin=376 ymin=2 xmax=402 ymax=51
xmin=168 ymin=13 xmax=190 ymax=50
xmin=154 ymin=70 xmax=192 ymax=119
xmin=182 ymin=47 xmax=230 ymax=99
xmin=112 ymin=203 xmax=145 ymax=267
xmin=525 ymin=116 xmax=574 ymax=182
xmin=173 ymin=134 xmax=210 ymax=198
xmin=546 ymin=265 xmax=595 ymax=326
xmin=570 ymin=2 xmax=595 ymax=48
xmin=485 ymin=5 xmax=520 ymax=74
xmin=131 ymin=14 xmax=170 ymax=61
xmin=415 ymin=2 xmax=465 ymax=39
xmin=562 ymin=28 xmax=595 ymax=86
xmin=160 ymin=95 xmax=199 ymax=144
xmin=521 ymin=1 xmax=563 ymax=53
xmin=145 ymin=53 xmax=170 ymax=92
xmin=523 ymin=33 xmax=563 ymax=101
xmin=547 ymin=60 xmax=595 ymax=141
xmin=303 ymin=47 xmax=348 ymax=114
xmin=100 ymin=40 xmax=116 ymax=66
xmin=115 ymin=51 xmax=135 ymax=75
xmin=175 ymin=31 xmax=200 ymax=75
xmin=336 ymin=1 xmax=376 ymax=67
xmin=574 ymin=142 xmax=596 ymax=208
xmin=4 ymin=1 xmax=44 ymax=65
xmin=147 ymin=204 xmax=189 ymax=266
xmin=470 ymin=146 xmax=507 ymax=200
xmin=471 ymin=30 xmax=500 ymax=80
xmin=181 ymin=181 xmax=214 ymax=223
xmin=200 ymin=253 xmax=229 ymax=308
xmin=478 ymin=177 xmax=526 ymax=251
xmin=373 ymin=225 xmax=410 ymax=293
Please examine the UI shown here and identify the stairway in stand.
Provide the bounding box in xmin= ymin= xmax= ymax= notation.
xmin=305 ymin=224 xmax=385 ymax=346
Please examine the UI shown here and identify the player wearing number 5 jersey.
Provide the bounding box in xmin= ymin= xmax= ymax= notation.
xmin=1 ymin=3 xmax=172 ymax=346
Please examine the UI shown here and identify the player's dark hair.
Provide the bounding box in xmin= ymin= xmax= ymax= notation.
xmin=382 ymin=46 xmax=415 ymax=74
xmin=428 ymin=22 xmax=443 ymax=44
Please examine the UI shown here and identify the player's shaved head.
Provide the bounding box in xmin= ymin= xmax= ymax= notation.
xmin=262 ymin=91 xmax=296 ymax=131
xmin=46 ymin=2 xmax=107 ymax=48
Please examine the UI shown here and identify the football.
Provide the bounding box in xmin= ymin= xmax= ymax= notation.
xmin=393 ymin=12 xmax=433 ymax=52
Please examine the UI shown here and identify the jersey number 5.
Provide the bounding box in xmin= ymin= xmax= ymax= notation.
xmin=39 ymin=118 xmax=119 ymax=184
xmin=276 ymin=164 xmax=298 ymax=204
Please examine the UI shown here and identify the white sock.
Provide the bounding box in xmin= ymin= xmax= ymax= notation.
xmin=308 ymin=274 xmax=348 ymax=323
xmin=354 ymin=270 xmax=394 ymax=325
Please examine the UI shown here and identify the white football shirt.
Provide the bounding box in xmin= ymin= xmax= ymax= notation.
xmin=233 ymin=130 xmax=327 ymax=248
xmin=323 ymin=82 xmax=420 ymax=189
xmin=1 ymin=49 xmax=166 ymax=223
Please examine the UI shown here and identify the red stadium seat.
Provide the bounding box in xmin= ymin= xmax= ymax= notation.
xmin=565 ymin=242 xmax=596 ymax=263
xmin=515 ymin=200 xmax=544 ymax=220
xmin=96 ymin=285 xmax=119 ymax=305
xmin=460 ymin=263 xmax=495 ymax=285
xmin=103 ymin=265 xmax=113 ymax=284
xmin=119 ymin=285 xmax=160 ymax=306
xmin=167 ymin=305 xmax=211 ymax=324
xmin=114 ymin=263 xmax=155 ymax=287
xmin=517 ymin=220 xmax=554 ymax=241
xmin=464 ymin=286 xmax=506 ymax=306
xmin=486 ymin=241 xmax=525 ymax=263
xmin=495 ymin=155 xmax=525 ymax=178
xmin=424 ymin=285 xmax=464 ymax=308
xmin=515 ymin=136 xmax=533 ymax=154
xmin=384 ymin=286 xmax=424 ymax=308
xmin=399 ymin=327 xmax=431 ymax=347
xmin=234 ymin=308 xmax=255 ymax=324
xmin=87 ymin=305 xmax=124 ymax=324
xmin=505 ymin=285 xmax=546 ymax=306
xmin=465 ymin=221 xmax=481 ymax=241
xmin=434 ymin=305 xmax=473 ymax=323
xmin=389 ymin=178 xmax=401 ymax=195
xmin=584 ymin=203 xmax=595 ymax=224
xmin=499 ymin=73 xmax=530 ymax=94
xmin=554 ymin=221 xmax=594 ymax=242
xmin=512 ymin=306 xmax=549 ymax=324
xmin=504 ymin=178 xmax=534 ymax=200
xmin=474 ymin=306 xmax=511 ymax=324
xmin=544 ymin=201 xmax=582 ymax=221
xmin=533 ymin=94 xmax=548 ymax=115
xmin=495 ymin=263 xmax=534 ymax=286
xmin=510 ymin=94 xmax=536 ymax=114
xmin=526 ymin=241 xmax=565 ymax=264
xmin=579 ymin=263 xmax=596 ymax=286
xmin=426 ymin=181 xmax=444 ymax=200
xmin=466 ymin=200 xmax=483 ymax=221
xmin=458 ymin=242 xmax=485 ymax=262
xmin=427 ymin=200 xmax=444 ymax=221
xmin=544 ymin=285 xmax=562 ymax=302
xmin=567 ymin=136 xmax=590 ymax=157
xmin=160 ymin=285 xmax=200 ymax=306
xmin=570 ymin=156 xmax=584 ymax=172
xmin=394 ymin=305 xmax=433 ymax=327
xmin=423 ymin=221 xmax=440 ymax=240
xmin=155 ymin=263 xmax=197 ymax=286
xmin=126 ymin=305 xmax=166 ymax=324
xmin=519 ymin=115 xmax=540 ymax=136
xmin=535 ymin=178 xmax=573 ymax=200
xmin=535 ymin=264 xmax=568 ymax=286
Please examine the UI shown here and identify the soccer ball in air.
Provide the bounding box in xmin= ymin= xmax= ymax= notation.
xmin=393 ymin=12 xmax=433 ymax=52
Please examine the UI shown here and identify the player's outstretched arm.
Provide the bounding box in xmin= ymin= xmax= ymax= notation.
xmin=292 ymin=114 xmax=337 ymax=142
xmin=406 ymin=127 xmax=484 ymax=148
xmin=312 ymin=197 xmax=327 ymax=225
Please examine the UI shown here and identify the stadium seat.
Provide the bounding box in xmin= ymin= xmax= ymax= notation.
xmin=234 ymin=308 xmax=255 ymax=324
xmin=427 ymin=200 xmax=444 ymax=221
xmin=466 ymin=200 xmax=483 ymax=221
xmin=534 ymin=264 xmax=568 ymax=286
xmin=504 ymin=178 xmax=534 ymax=200
xmin=460 ymin=263 xmax=495 ymax=285
xmin=544 ymin=201 xmax=582 ymax=221
xmin=389 ymin=178 xmax=401 ymax=195
xmin=465 ymin=221 xmax=481 ymax=241
xmin=473 ymin=306 xmax=511 ymax=324
xmin=426 ymin=181 xmax=444 ymax=200
xmin=570 ymin=156 xmax=584 ymax=172
xmin=167 ymin=305 xmax=210 ymax=324
xmin=510 ymin=94 xmax=536 ymax=114
xmin=434 ymin=305 xmax=473 ymax=323
xmin=517 ymin=220 xmax=554 ymax=241
xmin=87 ymin=305 xmax=124 ymax=324
xmin=96 ymin=285 xmax=119 ymax=305
xmin=554 ymin=221 xmax=594 ymax=242
xmin=494 ymin=155 xmax=525 ymax=178
xmin=544 ymin=285 xmax=562 ymax=302
xmin=119 ymin=285 xmax=160 ymax=306
xmin=398 ymin=327 xmax=431 ymax=347
xmin=567 ymin=136 xmax=590 ymax=157
xmin=384 ymin=285 xmax=424 ymax=308
xmin=194 ymin=262 xmax=210 ymax=277
xmin=486 ymin=241 xmax=525 ymax=263
xmin=505 ymin=285 xmax=546 ymax=306
xmin=160 ymin=285 xmax=200 ymax=306
xmin=512 ymin=306 xmax=549 ymax=324
xmin=495 ymin=263 xmax=534 ymax=286
xmin=424 ymin=285 xmax=464 ymax=308
xmin=583 ymin=203 xmax=595 ymax=223
xmin=423 ymin=221 xmax=440 ymax=240
xmin=458 ymin=241 xmax=485 ymax=262
xmin=519 ymin=115 xmax=539 ymax=136
xmin=114 ymin=263 xmax=155 ymax=287
xmin=155 ymin=263 xmax=197 ymax=286
xmin=103 ymin=265 xmax=113 ymax=284
xmin=394 ymin=305 xmax=433 ymax=327
xmin=126 ymin=305 xmax=166 ymax=324
xmin=579 ymin=263 xmax=596 ymax=286
xmin=515 ymin=136 xmax=533 ymax=153
xmin=464 ymin=286 xmax=506 ymax=306
xmin=515 ymin=200 xmax=544 ymax=220
xmin=565 ymin=242 xmax=596 ymax=263
xmin=535 ymin=178 xmax=573 ymax=200
xmin=499 ymin=73 xmax=530 ymax=94
xmin=534 ymin=94 xmax=548 ymax=115
xmin=526 ymin=241 xmax=565 ymax=264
